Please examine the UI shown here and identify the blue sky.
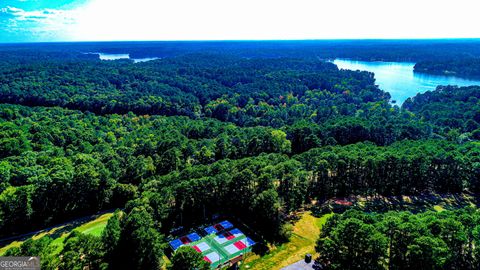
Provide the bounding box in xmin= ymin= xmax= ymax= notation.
xmin=1 ymin=0 xmax=480 ymax=43
xmin=0 ymin=0 xmax=87 ymax=42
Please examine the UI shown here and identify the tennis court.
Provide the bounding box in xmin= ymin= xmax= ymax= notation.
xmin=169 ymin=220 xmax=255 ymax=268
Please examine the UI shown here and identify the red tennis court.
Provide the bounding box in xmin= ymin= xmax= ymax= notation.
xmin=233 ymin=240 xmax=247 ymax=250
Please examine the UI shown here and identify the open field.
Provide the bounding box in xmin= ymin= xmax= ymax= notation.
xmin=242 ymin=212 xmax=332 ymax=270
xmin=74 ymin=212 xmax=113 ymax=236
xmin=0 ymin=212 xmax=113 ymax=256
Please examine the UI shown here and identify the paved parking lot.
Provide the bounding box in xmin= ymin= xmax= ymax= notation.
xmin=280 ymin=259 xmax=314 ymax=270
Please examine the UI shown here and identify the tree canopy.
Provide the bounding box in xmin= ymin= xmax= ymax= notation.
xmin=1 ymin=42 xmax=480 ymax=269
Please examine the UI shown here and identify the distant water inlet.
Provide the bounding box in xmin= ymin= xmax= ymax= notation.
xmin=333 ymin=59 xmax=480 ymax=104
xmin=86 ymin=52 xmax=160 ymax=63
xmin=98 ymin=53 xmax=129 ymax=60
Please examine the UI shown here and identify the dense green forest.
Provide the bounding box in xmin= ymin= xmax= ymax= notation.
xmin=3 ymin=39 xmax=480 ymax=61
xmin=1 ymin=43 xmax=480 ymax=269
xmin=0 ymin=53 xmax=390 ymax=124
xmin=403 ymin=85 xmax=480 ymax=136
xmin=415 ymin=59 xmax=480 ymax=78
xmin=3 ymin=40 xmax=480 ymax=80
xmin=316 ymin=209 xmax=480 ymax=270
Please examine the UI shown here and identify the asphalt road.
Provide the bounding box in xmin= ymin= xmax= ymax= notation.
xmin=281 ymin=259 xmax=314 ymax=270
xmin=0 ymin=209 xmax=115 ymax=246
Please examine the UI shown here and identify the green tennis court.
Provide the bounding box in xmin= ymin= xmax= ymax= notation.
xmin=169 ymin=220 xmax=255 ymax=268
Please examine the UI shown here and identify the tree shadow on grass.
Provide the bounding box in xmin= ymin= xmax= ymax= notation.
xmin=251 ymin=242 xmax=269 ymax=256
xmin=311 ymin=193 xmax=479 ymax=216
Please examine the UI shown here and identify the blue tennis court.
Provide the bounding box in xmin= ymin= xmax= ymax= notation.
xmin=169 ymin=239 xmax=183 ymax=250
xmin=219 ymin=220 xmax=234 ymax=229
xmin=170 ymin=232 xmax=201 ymax=250
xmin=245 ymin=237 xmax=255 ymax=247
xmin=204 ymin=226 xmax=218 ymax=234
xmin=230 ymin=228 xmax=244 ymax=237
xmin=188 ymin=232 xmax=201 ymax=242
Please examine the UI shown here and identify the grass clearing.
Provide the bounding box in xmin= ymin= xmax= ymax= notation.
xmin=31 ymin=225 xmax=67 ymax=241
xmin=0 ymin=241 xmax=21 ymax=256
xmin=242 ymin=212 xmax=333 ymax=270
xmin=0 ymin=212 xmax=113 ymax=256
xmin=75 ymin=212 xmax=113 ymax=237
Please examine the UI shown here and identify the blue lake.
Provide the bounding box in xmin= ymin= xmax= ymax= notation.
xmin=333 ymin=59 xmax=480 ymax=104
xmin=95 ymin=53 xmax=160 ymax=63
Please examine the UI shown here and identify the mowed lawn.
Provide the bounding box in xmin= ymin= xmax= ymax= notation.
xmin=74 ymin=212 xmax=113 ymax=236
xmin=242 ymin=212 xmax=333 ymax=270
xmin=0 ymin=212 xmax=113 ymax=256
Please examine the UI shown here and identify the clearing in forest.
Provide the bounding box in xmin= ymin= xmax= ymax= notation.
xmin=0 ymin=212 xmax=113 ymax=256
xmin=242 ymin=212 xmax=332 ymax=270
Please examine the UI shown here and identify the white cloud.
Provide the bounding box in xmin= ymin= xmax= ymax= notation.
xmin=1 ymin=5 xmax=80 ymax=40
xmin=3 ymin=0 xmax=480 ymax=41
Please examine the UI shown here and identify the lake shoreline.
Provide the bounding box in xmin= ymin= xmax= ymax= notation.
xmin=333 ymin=58 xmax=480 ymax=104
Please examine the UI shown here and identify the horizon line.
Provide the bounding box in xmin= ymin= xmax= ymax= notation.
xmin=2 ymin=37 xmax=480 ymax=45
